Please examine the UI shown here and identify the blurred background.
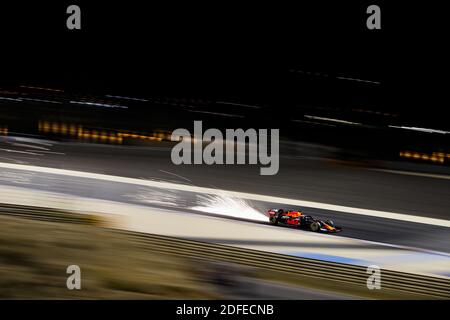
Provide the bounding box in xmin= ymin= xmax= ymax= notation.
xmin=1 ymin=2 xmax=448 ymax=165
xmin=0 ymin=1 xmax=449 ymax=299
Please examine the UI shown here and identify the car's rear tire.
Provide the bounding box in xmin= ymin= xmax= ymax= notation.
xmin=273 ymin=209 xmax=284 ymax=225
xmin=310 ymin=222 xmax=320 ymax=232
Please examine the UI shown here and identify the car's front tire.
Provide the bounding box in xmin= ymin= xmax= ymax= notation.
xmin=310 ymin=222 xmax=320 ymax=232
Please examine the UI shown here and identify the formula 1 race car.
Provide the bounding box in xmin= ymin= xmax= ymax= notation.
xmin=268 ymin=209 xmax=342 ymax=233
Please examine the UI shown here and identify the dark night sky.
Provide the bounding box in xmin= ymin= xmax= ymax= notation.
xmin=0 ymin=1 xmax=448 ymax=129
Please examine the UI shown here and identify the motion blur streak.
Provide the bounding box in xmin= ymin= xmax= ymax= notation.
xmin=1 ymin=161 xmax=449 ymax=228
xmin=371 ymin=169 xmax=450 ymax=180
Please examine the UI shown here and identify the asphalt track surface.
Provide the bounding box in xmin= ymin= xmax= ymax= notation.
xmin=0 ymin=137 xmax=449 ymax=254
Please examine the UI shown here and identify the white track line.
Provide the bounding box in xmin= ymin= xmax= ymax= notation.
xmin=0 ymin=161 xmax=449 ymax=228
xmin=0 ymin=149 xmax=43 ymax=156
xmin=158 ymin=169 xmax=192 ymax=183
